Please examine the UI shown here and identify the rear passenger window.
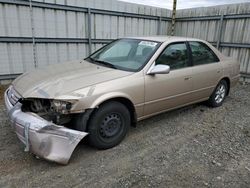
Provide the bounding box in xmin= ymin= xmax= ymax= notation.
xmin=189 ymin=42 xmax=219 ymax=66
xmin=155 ymin=43 xmax=189 ymax=70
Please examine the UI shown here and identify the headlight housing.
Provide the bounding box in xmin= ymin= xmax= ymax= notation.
xmin=50 ymin=100 xmax=73 ymax=113
xmin=21 ymin=98 xmax=76 ymax=114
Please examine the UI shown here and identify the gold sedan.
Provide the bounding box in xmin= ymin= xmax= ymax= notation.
xmin=5 ymin=36 xmax=240 ymax=164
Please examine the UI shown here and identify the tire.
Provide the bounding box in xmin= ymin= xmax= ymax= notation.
xmin=87 ymin=101 xmax=130 ymax=149
xmin=207 ymin=80 xmax=228 ymax=107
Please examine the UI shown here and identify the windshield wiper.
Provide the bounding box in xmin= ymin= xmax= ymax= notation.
xmin=88 ymin=57 xmax=117 ymax=69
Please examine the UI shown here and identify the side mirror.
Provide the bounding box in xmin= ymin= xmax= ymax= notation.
xmin=147 ymin=64 xmax=170 ymax=75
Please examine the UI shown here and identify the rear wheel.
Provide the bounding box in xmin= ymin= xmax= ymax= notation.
xmin=87 ymin=101 xmax=130 ymax=149
xmin=207 ymin=80 xmax=228 ymax=107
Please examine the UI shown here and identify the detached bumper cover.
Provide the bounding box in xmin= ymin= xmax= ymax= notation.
xmin=4 ymin=89 xmax=88 ymax=164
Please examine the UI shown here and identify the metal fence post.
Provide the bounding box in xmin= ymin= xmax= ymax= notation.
xmin=157 ymin=16 xmax=162 ymax=35
xmin=216 ymin=14 xmax=224 ymax=49
xmin=29 ymin=0 xmax=37 ymax=68
xmin=87 ymin=8 xmax=92 ymax=55
xmin=171 ymin=0 xmax=177 ymax=36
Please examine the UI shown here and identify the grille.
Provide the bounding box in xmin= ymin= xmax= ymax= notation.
xmin=7 ymin=87 xmax=21 ymax=106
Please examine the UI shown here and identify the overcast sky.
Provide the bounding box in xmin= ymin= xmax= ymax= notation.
xmin=119 ymin=0 xmax=250 ymax=9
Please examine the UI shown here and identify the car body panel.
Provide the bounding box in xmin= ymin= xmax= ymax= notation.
xmin=71 ymin=71 xmax=145 ymax=116
xmin=13 ymin=60 xmax=133 ymax=99
xmin=191 ymin=62 xmax=223 ymax=101
xmin=144 ymin=66 xmax=193 ymax=116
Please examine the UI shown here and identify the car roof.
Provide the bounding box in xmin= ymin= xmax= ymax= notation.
xmin=124 ymin=36 xmax=204 ymax=43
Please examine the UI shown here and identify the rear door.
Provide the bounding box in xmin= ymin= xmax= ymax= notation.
xmin=188 ymin=41 xmax=223 ymax=100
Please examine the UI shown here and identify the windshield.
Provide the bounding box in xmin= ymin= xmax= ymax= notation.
xmin=86 ymin=39 xmax=161 ymax=72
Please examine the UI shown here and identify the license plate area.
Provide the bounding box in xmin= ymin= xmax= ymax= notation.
xmin=14 ymin=122 xmax=30 ymax=151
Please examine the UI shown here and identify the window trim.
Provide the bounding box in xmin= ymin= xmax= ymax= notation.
xmin=187 ymin=41 xmax=220 ymax=67
xmin=154 ymin=41 xmax=192 ymax=71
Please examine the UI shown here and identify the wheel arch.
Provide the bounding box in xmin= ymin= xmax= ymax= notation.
xmin=220 ymin=77 xmax=231 ymax=95
xmin=90 ymin=93 xmax=137 ymax=126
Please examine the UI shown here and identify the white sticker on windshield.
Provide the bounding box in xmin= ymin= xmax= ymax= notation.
xmin=139 ymin=41 xmax=157 ymax=47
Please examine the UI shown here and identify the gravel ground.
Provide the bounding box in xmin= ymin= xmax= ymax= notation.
xmin=0 ymin=84 xmax=249 ymax=188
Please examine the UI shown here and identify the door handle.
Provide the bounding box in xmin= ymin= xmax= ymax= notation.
xmin=184 ymin=77 xmax=192 ymax=80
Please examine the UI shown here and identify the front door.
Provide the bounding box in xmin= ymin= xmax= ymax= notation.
xmin=144 ymin=42 xmax=193 ymax=117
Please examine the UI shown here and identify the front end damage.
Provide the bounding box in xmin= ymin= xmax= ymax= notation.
xmin=4 ymin=86 xmax=88 ymax=164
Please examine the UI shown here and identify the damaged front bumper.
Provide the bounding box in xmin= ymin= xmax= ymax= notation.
xmin=4 ymin=88 xmax=88 ymax=164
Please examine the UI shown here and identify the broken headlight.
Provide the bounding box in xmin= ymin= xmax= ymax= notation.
xmin=22 ymin=98 xmax=76 ymax=115
xmin=50 ymin=100 xmax=73 ymax=113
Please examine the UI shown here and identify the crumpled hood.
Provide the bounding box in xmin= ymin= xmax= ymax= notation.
xmin=12 ymin=60 xmax=132 ymax=98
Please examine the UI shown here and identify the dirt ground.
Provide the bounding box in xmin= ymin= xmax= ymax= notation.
xmin=0 ymin=85 xmax=8 ymax=103
xmin=0 ymin=84 xmax=249 ymax=188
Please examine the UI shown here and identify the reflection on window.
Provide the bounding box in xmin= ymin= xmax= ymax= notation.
xmin=89 ymin=39 xmax=160 ymax=72
xmin=189 ymin=42 xmax=219 ymax=66
xmin=156 ymin=43 xmax=189 ymax=70
xmin=100 ymin=42 xmax=131 ymax=59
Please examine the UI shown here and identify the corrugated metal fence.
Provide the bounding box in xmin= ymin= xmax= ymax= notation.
xmin=175 ymin=3 xmax=250 ymax=81
xmin=0 ymin=0 xmax=171 ymax=79
xmin=0 ymin=1 xmax=249 ymax=82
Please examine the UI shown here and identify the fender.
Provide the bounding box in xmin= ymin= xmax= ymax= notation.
xmin=90 ymin=91 xmax=134 ymax=109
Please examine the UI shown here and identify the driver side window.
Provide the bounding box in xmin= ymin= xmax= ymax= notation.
xmin=155 ymin=43 xmax=189 ymax=70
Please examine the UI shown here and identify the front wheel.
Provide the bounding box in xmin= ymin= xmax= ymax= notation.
xmin=87 ymin=101 xmax=130 ymax=149
xmin=207 ymin=80 xmax=228 ymax=107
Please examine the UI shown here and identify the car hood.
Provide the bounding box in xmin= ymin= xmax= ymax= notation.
xmin=12 ymin=60 xmax=133 ymax=99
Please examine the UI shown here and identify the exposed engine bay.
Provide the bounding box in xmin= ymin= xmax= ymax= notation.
xmin=21 ymin=98 xmax=74 ymax=125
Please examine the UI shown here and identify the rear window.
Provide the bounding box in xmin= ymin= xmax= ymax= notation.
xmin=189 ymin=42 xmax=219 ymax=66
